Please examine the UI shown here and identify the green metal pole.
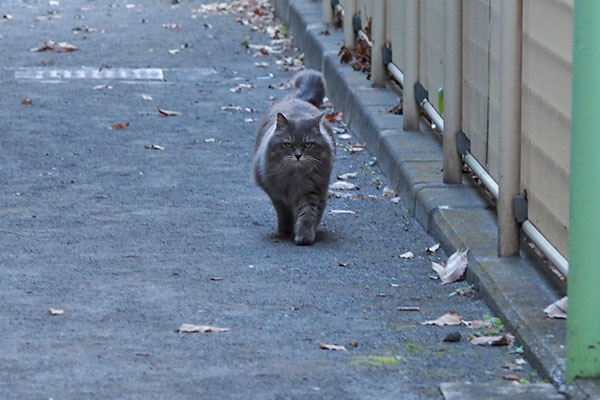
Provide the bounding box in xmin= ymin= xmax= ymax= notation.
xmin=567 ymin=0 xmax=600 ymax=383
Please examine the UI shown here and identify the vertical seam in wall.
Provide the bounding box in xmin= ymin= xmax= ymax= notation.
xmin=485 ymin=0 xmax=492 ymax=169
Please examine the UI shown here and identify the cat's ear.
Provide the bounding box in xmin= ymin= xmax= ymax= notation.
xmin=276 ymin=113 xmax=290 ymax=130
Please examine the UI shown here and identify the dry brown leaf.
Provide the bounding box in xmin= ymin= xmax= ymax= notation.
xmin=398 ymin=306 xmax=420 ymax=312
xmin=337 ymin=172 xmax=357 ymax=181
xmin=110 ymin=122 xmax=130 ymax=130
xmin=30 ymin=40 xmax=78 ymax=52
xmin=329 ymin=181 xmax=356 ymax=191
xmin=326 ymin=111 xmax=343 ymax=122
xmin=544 ymin=296 xmax=567 ymax=319
xmin=400 ymin=251 xmax=414 ymax=259
xmin=22 ymin=98 xmax=33 ymax=105
xmin=318 ymin=343 xmax=347 ymax=351
xmin=338 ymin=46 xmax=353 ymax=63
xmin=426 ymin=243 xmax=441 ymax=254
xmin=49 ymin=307 xmax=64 ymax=315
xmin=431 ymin=249 xmax=468 ymax=284
xmin=336 ymin=259 xmax=348 ymax=267
xmin=329 ymin=209 xmax=356 ymax=215
xmin=158 ymin=108 xmax=182 ymax=117
xmin=461 ymin=319 xmax=493 ymax=330
xmin=422 ymin=311 xmax=462 ymax=326
xmin=382 ymin=186 xmax=396 ymax=198
xmin=469 ymin=333 xmax=515 ymax=346
xmin=176 ymin=324 xmax=230 ymax=333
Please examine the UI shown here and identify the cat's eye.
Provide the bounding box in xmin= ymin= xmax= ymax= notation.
xmin=304 ymin=142 xmax=315 ymax=148
xmin=283 ymin=142 xmax=293 ymax=148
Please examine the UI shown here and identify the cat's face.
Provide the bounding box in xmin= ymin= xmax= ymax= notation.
xmin=268 ymin=113 xmax=333 ymax=170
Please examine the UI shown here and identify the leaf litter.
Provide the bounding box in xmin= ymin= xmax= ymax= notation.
xmin=544 ymin=296 xmax=567 ymax=319
xmin=30 ymin=40 xmax=78 ymax=52
xmin=422 ymin=311 xmax=462 ymax=326
xmin=176 ymin=324 xmax=230 ymax=333
xmin=329 ymin=181 xmax=357 ymax=191
xmin=431 ymin=248 xmax=468 ymax=284
xmin=158 ymin=108 xmax=182 ymax=117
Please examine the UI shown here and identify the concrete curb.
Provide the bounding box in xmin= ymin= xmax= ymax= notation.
xmin=273 ymin=1 xmax=599 ymax=398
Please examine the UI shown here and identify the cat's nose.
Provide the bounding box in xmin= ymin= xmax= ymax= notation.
xmin=295 ymin=153 xmax=301 ymax=160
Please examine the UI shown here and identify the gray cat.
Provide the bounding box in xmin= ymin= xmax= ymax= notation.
xmin=253 ymin=70 xmax=336 ymax=245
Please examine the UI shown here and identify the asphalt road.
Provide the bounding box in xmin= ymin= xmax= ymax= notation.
xmin=0 ymin=1 xmax=535 ymax=398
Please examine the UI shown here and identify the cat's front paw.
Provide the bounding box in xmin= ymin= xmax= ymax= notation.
xmin=294 ymin=231 xmax=315 ymax=246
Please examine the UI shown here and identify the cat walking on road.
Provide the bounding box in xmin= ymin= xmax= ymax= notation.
xmin=253 ymin=70 xmax=335 ymax=246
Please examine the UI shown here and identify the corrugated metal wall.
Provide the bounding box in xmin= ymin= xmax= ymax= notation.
xmin=521 ymin=0 xmax=573 ymax=258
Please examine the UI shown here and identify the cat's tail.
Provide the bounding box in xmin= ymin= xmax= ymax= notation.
xmin=291 ymin=70 xmax=325 ymax=107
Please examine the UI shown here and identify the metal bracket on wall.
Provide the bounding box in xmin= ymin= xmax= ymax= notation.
xmin=382 ymin=46 xmax=392 ymax=67
xmin=513 ymin=195 xmax=528 ymax=224
xmin=352 ymin=14 xmax=361 ymax=34
xmin=414 ymin=82 xmax=429 ymax=107
xmin=456 ymin=130 xmax=471 ymax=156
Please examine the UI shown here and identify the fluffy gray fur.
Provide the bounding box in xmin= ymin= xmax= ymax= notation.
xmin=253 ymin=70 xmax=335 ymax=245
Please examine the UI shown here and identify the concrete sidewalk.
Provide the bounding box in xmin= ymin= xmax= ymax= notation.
xmin=271 ymin=0 xmax=596 ymax=398
xmin=0 ymin=0 xmax=566 ymax=398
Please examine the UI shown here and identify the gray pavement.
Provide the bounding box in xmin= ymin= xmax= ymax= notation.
xmin=1 ymin=1 xmax=539 ymax=398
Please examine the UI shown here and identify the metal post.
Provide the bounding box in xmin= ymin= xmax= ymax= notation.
xmin=343 ymin=0 xmax=357 ymax=49
xmin=371 ymin=0 xmax=386 ymax=87
xmin=443 ymin=0 xmax=463 ymax=183
xmin=567 ymin=0 xmax=600 ymax=382
xmin=323 ymin=0 xmax=334 ymax=25
xmin=403 ymin=0 xmax=420 ymax=130
xmin=497 ymin=0 xmax=522 ymax=256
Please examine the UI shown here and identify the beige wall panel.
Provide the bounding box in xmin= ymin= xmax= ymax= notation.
xmin=386 ymin=0 xmax=405 ymax=72
xmin=487 ymin=0 xmax=501 ymax=180
xmin=521 ymin=0 xmax=573 ymax=258
xmin=462 ymin=0 xmax=490 ymax=167
xmin=419 ymin=0 xmax=445 ymax=114
xmin=357 ymin=0 xmax=376 ymax=28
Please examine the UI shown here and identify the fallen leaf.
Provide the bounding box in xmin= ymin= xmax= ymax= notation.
xmin=141 ymin=94 xmax=153 ymax=101
xmin=335 ymin=259 xmax=348 ymax=267
xmin=93 ymin=84 xmax=113 ymax=90
xmin=176 ymin=324 xmax=230 ymax=333
xmin=244 ymin=118 xmax=256 ymax=123
xmin=158 ymin=108 xmax=182 ymax=116
xmin=338 ymin=134 xmax=352 ymax=140
xmin=49 ymin=307 xmax=64 ymax=315
xmin=337 ymin=172 xmax=357 ymax=180
xmin=338 ymin=46 xmax=353 ymax=63
xmin=399 ymin=251 xmax=414 ymax=259
xmin=515 ymin=358 xmax=528 ymax=365
xmin=326 ymin=111 xmax=343 ymax=122
xmin=254 ymin=62 xmax=269 ymax=68
xmin=144 ymin=144 xmax=164 ymax=150
xmin=390 ymin=197 xmax=401 ymax=204
xmin=30 ymin=41 xmax=78 ymax=52
xmin=469 ymin=333 xmax=515 ymax=346
xmin=109 ymin=122 xmax=130 ymax=130
xmin=221 ymin=105 xmax=242 ymax=111
xmin=544 ymin=296 xmax=567 ymax=319
xmin=503 ymin=374 xmax=520 ymax=381
xmin=329 ymin=181 xmax=356 ymax=191
xmin=22 ymin=98 xmax=33 ymax=105
xmin=398 ymin=306 xmax=420 ymax=312
xmin=329 ymin=209 xmax=356 ymax=215
xmin=318 ymin=343 xmax=347 ymax=351
xmin=431 ymin=249 xmax=469 ymax=284
xmin=426 ymin=243 xmax=441 ymax=254
xmin=462 ymin=319 xmax=493 ymax=330
xmin=328 ymin=191 xmax=358 ymax=199
xmin=422 ymin=311 xmax=462 ymax=326
xmin=382 ymin=186 xmax=396 ymax=197
xmin=350 ymin=143 xmax=365 ymax=153
xmin=168 ymin=48 xmax=180 ymax=55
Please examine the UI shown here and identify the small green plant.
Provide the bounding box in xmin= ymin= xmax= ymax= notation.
xmin=448 ymin=284 xmax=474 ymax=298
